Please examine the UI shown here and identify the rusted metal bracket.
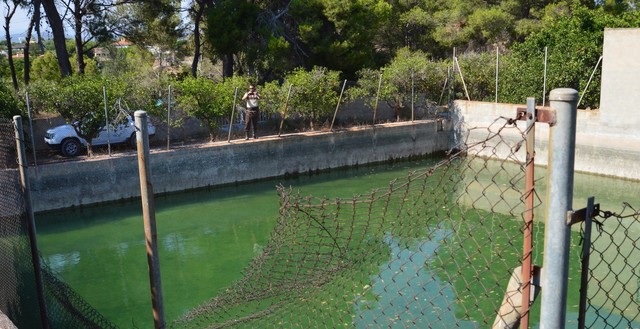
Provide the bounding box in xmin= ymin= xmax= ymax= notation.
xmin=516 ymin=107 xmax=556 ymax=126
xmin=567 ymin=203 xmax=600 ymax=226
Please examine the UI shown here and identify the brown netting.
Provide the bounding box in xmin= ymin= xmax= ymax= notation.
xmin=173 ymin=115 xmax=544 ymax=328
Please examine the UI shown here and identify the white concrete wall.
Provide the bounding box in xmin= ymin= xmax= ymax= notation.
xmin=29 ymin=120 xmax=450 ymax=212
xmin=452 ymin=30 xmax=640 ymax=181
xmin=599 ymin=28 xmax=640 ymax=133
xmin=453 ymin=100 xmax=640 ymax=181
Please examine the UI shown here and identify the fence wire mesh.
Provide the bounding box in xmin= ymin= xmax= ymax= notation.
xmin=0 ymin=118 xmax=117 ymax=329
xmin=173 ymin=115 xmax=543 ymax=328
xmin=0 ymin=118 xmax=42 ymax=328
xmin=8 ymin=110 xmax=637 ymax=328
xmin=581 ymin=203 xmax=640 ymax=329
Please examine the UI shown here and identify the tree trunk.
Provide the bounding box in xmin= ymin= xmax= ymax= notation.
xmin=190 ymin=0 xmax=206 ymax=78
xmin=41 ymin=0 xmax=73 ymax=77
xmin=222 ymin=53 xmax=233 ymax=78
xmin=310 ymin=114 xmax=317 ymax=131
xmin=3 ymin=5 xmax=18 ymax=91
xmin=24 ymin=10 xmax=39 ymax=86
xmin=34 ymin=0 xmax=45 ymax=54
xmin=191 ymin=28 xmax=200 ymax=77
xmin=4 ymin=25 xmax=18 ymax=91
xmin=74 ymin=0 xmax=85 ymax=74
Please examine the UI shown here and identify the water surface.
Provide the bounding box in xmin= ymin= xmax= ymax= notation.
xmin=35 ymin=158 xmax=640 ymax=328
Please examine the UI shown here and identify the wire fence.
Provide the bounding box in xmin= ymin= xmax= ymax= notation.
xmin=580 ymin=203 xmax=640 ymax=328
xmin=0 ymin=118 xmax=118 ymax=329
xmin=3 ymin=105 xmax=640 ymax=328
xmin=0 ymin=119 xmax=42 ymax=328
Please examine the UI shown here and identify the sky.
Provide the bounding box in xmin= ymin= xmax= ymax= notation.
xmin=2 ymin=5 xmax=37 ymax=42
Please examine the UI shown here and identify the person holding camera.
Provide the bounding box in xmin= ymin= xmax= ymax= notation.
xmin=242 ymin=84 xmax=261 ymax=140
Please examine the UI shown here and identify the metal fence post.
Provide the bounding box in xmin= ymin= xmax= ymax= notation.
xmin=578 ymin=196 xmax=596 ymax=329
xmin=540 ymin=88 xmax=579 ymax=328
xmin=521 ymin=97 xmax=536 ymax=329
xmin=13 ymin=116 xmax=49 ymax=329
xmin=135 ymin=111 xmax=166 ymax=329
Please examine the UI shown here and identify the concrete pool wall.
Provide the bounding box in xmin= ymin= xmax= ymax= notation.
xmin=28 ymin=120 xmax=451 ymax=212
xmin=453 ymin=100 xmax=640 ymax=181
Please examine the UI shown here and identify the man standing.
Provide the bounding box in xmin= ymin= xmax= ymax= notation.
xmin=242 ymin=84 xmax=260 ymax=139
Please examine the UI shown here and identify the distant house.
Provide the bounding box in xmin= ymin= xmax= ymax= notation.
xmin=10 ymin=43 xmax=25 ymax=58
xmin=93 ymin=47 xmax=110 ymax=61
xmin=113 ymin=38 xmax=132 ymax=49
xmin=93 ymin=38 xmax=133 ymax=61
xmin=1 ymin=40 xmax=39 ymax=58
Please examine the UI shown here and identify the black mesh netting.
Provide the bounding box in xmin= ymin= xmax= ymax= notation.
xmin=0 ymin=118 xmax=117 ymax=329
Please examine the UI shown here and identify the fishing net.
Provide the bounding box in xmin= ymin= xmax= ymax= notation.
xmin=173 ymin=115 xmax=541 ymax=328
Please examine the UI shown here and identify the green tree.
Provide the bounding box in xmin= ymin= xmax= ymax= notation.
xmin=206 ymin=0 xmax=260 ymax=77
xmin=350 ymin=48 xmax=447 ymax=122
xmin=99 ymin=45 xmax=156 ymax=77
xmin=175 ymin=75 xmax=249 ymax=141
xmin=58 ymin=76 xmax=109 ymax=156
xmin=375 ymin=1 xmax=444 ymax=58
xmin=455 ymin=52 xmax=497 ymax=101
xmin=0 ymin=80 xmax=22 ymax=119
xmin=28 ymin=75 xmax=122 ymax=156
xmin=30 ymin=51 xmax=62 ymax=82
xmin=499 ymin=6 xmax=640 ymax=108
xmin=290 ymin=0 xmax=391 ymax=77
xmin=284 ymin=66 xmax=340 ymax=130
xmin=61 ymin=0 xmax=115 ymax=75
xmin=29 ymin=52 xmax=97 ymax=82
xmin=260 ymin=79 xmax=292 ymax=122
xmin=116 ymin=0 xmax=184 ymax=73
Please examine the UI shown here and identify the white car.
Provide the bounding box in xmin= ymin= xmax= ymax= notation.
xmin=44 ymin=110 xmax=156 ymax=157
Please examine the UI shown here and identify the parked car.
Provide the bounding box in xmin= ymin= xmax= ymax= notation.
xmin=44 ymin=110 xmax=156 ymax=157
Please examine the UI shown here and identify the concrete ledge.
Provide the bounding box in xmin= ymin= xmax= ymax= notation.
xmin=29 ymin=120 xmax=451 ymax=212
xmin=0 ymin=311 xmax=17 ymax=329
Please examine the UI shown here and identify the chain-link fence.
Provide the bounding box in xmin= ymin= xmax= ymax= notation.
xmin=579 ymin=203 xmax=640 ymax=328
xmin=0 ymin=118 xmax=118 ymax=329
xmin=0 ymin=118 xmax=42 ymax=328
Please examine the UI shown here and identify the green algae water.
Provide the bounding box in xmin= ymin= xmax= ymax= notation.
xmin=35 ymin=157 xmax=640 ymax=328
xmin=36 ymin=157 xmax=443 ymax=328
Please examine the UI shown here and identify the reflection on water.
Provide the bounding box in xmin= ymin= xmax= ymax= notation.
xmin=355 ymin=231 xmax=479 ymax=328
xmin=35 ymin=157 xmax=640 ymax=328
xmin=36 ymin=158 xmax=442 ymax=328
xmin=45 ymin=252 xmax=81 ymax=273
